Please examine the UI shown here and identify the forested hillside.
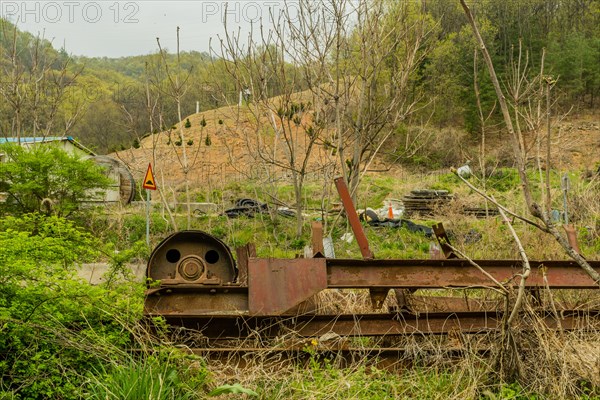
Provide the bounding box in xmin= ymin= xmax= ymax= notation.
xmin=1 ymin=0 xmax=598 ymax=155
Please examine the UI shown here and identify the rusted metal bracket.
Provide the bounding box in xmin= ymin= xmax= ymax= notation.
xmin=433 ymin=223 xmax=458 ymax=259
xmin=333 ymin=176 xmax=391 ymax=308
xmin=248 ymin=258 xmax=327 ymax=316
xmin=311 ymin=221 xmax=325 ymax=258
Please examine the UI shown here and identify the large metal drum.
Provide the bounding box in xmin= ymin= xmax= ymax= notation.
xmin=147 ymin=231 xmax=237 ymax=285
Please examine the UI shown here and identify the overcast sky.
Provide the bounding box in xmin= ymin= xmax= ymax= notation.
xmin=1 ymin=1 xmax=300 ymax=57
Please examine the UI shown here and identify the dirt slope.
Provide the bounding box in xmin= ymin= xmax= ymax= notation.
xmin=112 ymin=105 xmax=599 ymax=193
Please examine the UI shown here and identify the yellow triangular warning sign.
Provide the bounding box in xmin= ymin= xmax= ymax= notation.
xmin=143 ymin=163 xmax=157 ymax=190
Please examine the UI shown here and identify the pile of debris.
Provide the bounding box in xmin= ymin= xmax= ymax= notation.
xmin=463 ymin=206 xmax=500 ymax=218
xmin=359 ymin=209 xmax=433 ymax=237
xmin=224 ymin=198 xmax=296 ymax=218
xmin=224 ymin=198 xmax=268 ymax=218
xmin=402 ymin=189 xmax=453 ymax=217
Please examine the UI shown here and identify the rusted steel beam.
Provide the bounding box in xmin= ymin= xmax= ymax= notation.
xmin=144 ymin=287 xmax=249 ymax=316
xmin=291 ymin=311 xmax=590 ymax=336
xmin=327 ymin=259 xmax=600 ymax=289
xmin=150 ymin=310 xmax=598 ymax=339
xmin=563 ymin=224 xmax=581 ymax=254
xmin=293 ymin=312 xmax=499 ymax=336
xmin=334 ymin=176 xmax=374 ymax=259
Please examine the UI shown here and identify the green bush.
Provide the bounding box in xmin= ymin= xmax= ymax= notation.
xmin=0 ymin=214 xmax=140 ymax=399
xmin=0 ymin=144 xmax=112 ymax=217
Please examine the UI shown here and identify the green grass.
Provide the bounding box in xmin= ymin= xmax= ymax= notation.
xmin=86 ymin=359 xmax=191 ymax=400
xmin=87 ymin=164 xmax=600 ymax=262
xmin=251 ymin=360 xmax=487 ymax=400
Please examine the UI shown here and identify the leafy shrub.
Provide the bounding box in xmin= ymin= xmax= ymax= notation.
xmin=0 ymin=214 xmax=139 ymax=399
xmin=290 ymin=238 xmax=307 ymax=250
xmin=184 ymin=118 xmax=191 ymax=128
xmin=0 ymin=144 xmax=111 ymax=216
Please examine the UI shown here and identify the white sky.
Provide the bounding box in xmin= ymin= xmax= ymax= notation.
xmin=1 ymin=1 xmax=302 ymax=57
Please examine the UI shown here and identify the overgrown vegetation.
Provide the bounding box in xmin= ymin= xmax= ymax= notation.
xmin=0 ymin=0 xmax=599 ymax=398
xmin=0 ymin=147 xmax=599 ymax=398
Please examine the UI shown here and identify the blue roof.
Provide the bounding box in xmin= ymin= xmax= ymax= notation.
xmin=0 ymin=136 xmax=73 ymax=144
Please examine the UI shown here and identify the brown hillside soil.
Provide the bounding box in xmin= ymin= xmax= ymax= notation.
xmin=112 ymin=108 xmax=599 ymax=193
xmin=113 ymin=99 xmax=340 ymax=195
xmin=550 ymin=113 xmax=599 ymax=171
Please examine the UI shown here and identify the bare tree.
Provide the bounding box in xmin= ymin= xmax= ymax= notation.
xmin=0 ymin=21 xmax=84 ymax=141
xmin=459 ymin=0 xmax=600 ymax=285
xmin=339 ymin=1 xmax=434 ymax=200
xmin=154 ymin=28 xmax=194 ymax=229
xmin=116 ymin=61 xmax=179 ymax=231
xmin=212 ymin=0 xmax=435 ymax=237
xmin=215 ymin=1 xmax=344 ymax=237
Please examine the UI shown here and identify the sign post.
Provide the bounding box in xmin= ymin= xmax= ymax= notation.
xmin=561 ymin=173 xmax=570 ymax=224
xmin=143 ymin=163 xmax=158 ymax=246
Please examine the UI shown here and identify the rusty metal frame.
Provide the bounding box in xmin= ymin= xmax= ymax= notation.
xmin=146 ymin=257 xmax=600 ymax=320
xmin=146 ymin=176 xmax=600 ymax=331
xmin=311 ymin=221 xmax=325 ymax=257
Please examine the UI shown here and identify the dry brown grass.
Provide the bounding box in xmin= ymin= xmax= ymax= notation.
xmin=192 ymin=306 xmax=600 ymax=398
